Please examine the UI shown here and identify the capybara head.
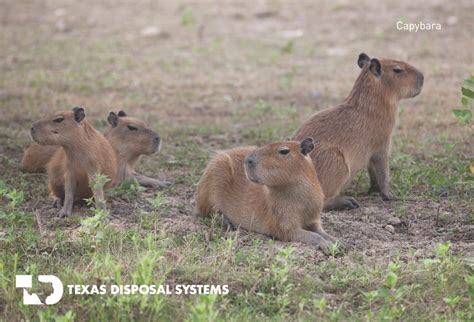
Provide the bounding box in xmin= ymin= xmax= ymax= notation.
xmin=357 ymin=53 xmax=424 ymax=100
xmin=105 ymin=110 xmax=161 ymax=160
xmin=244 ymin=138 xmax=315 ymax=187
xmin=31 ymin=107 xmax=86 ymax=146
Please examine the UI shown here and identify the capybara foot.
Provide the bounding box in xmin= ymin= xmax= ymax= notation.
xmin=367 ymin=185 xmax=380 ymax=195
xmin=318 ymin=239 xmax=335 ymax=255
xmin=52 ymin=198 xmax=63 ymax=209
xmin=380 ymin=191 xmax=393 ymax=201
xmin=58 ymin=208 xmax=70 ymax=218
xmin=221 ymin=216 xmax=236 ymax=232
xmin=133 ymin=174 xmax=171 ymax=189
xmin=157 ymin=180 xmax=172 ymax=189
xmin=324 ymin=196 xmax=360 ymax=211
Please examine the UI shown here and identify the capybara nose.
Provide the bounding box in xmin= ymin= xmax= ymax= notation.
xmin=154 ymin=135 xmax=160 ymax=144
xmin=30 ymin=126 xmax=36 ymax=134
xmin=417 ymin=72 xmax=424 ymax=87
xmin=245 ymin=155 xmax=256 ymax=168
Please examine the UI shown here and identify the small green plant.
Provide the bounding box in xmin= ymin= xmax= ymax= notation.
xmin=327 ymin=241 xmax=345 ymax=257
xmin=435 ymin=241 xmax=451 ymax=257
xmin=452 ymin=76 xmax=473 ymax=124
xmin=109 ymin=179 xmax=144 ymax=200
xmin=87 ymin=174 xmax=110 ymax=210
xmin=0 ymin=184 xmax=31 ymax=226
xmin=187 ymin=294 xmax=220 ymax=322
xmin=181 ymin=6 xmax=196 ymax=26
xmin=146 ymin=192 xmax=165 ymax=209
xmin=281 ymin=40 xmax=294 ymax=54
xmin=315 ymin=297 xmax=327 ymax=314
xmin=4 ymin=188 xmax=25 ymax=209
xmin=443 ymin=295 xmax=461 ymax=310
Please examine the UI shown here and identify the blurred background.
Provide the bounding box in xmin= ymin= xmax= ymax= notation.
xmin=1 ymin=0 xmax=472 ymax=139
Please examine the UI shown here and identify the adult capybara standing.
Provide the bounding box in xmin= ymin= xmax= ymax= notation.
xmin=194 ymin=138 xmax=340 ymax=254
xmin=292 ymin=53 xmax=424 ymax=210
xmin=31 ymin=107 xmax=116 ymax=217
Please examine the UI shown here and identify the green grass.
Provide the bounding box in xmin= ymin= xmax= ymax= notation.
xmin=1 ymin=1 xmax=473 ymax=320
xmin=1 ymin=181 xmax=473 ymax=321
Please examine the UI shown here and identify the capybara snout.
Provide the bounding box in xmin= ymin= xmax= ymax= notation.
xmin=414 ymin=71 xmax=424 ymax=97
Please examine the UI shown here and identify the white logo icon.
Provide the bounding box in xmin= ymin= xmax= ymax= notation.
xmin=16 ymin=275 xmax=64 ymax=305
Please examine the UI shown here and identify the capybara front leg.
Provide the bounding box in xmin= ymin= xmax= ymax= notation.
xmin=369 ymin=150 xmax=392 ymax=200
xmin=59 ymin=172 xmax=75 ymax=217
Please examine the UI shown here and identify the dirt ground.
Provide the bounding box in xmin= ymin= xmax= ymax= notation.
xmin=1 ymin=0 xmax=473 ymax=262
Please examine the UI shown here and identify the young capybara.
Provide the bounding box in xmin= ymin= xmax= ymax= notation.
xmin=193 ymin=138 xmax=340 ymax=254
xmin=30 ymin=107 xmax=117 ymax=217
xmin=105 ymin=110 xmax=169 ymax=188
xmin=21 ymin=110 xmax=168 ymax=188
xmin=20 ymin=144 xmax=58 ymax=173
xmin=292 ymin=53 xmax=424 ymax=210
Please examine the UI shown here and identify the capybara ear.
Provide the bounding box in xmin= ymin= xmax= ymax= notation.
xmin=358 ymin=53 xmax=370 ymax=68
xmin=107 ymin=112 xmax=119 ymax=127
xmin=369 ymin=58 xmax=382 ymax=77
xmin=300 ymin=137 xmax=314 ymax=155
xmin=118 ymin=110 xmax=127 ymax=117
xmin=72 ymin=106 xmax=85 ymax=123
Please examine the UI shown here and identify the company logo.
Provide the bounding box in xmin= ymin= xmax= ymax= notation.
xmin=16 ymin=274 xmax=228 ymax=305
xmin=16 ymin=275 xmax=64 ymax=305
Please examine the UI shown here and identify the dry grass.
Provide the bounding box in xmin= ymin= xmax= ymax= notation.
xmin=0 ymin=0 xmax=472 ymax=320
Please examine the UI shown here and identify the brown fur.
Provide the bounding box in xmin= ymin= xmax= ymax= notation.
xmin=292 ymin=53 xmax=424 ymax=210
xmin=20 ymin=144 xmax=58 ymax=173
xmin=21 ymin=111 xmax=168 ymax=188
xmin=105 ymin=111 xmax=168 ymax=188
xmin=193 ymin=138 xmax=340 ymax=254
xmin=31 ymin=107 xmax=117 ymax=217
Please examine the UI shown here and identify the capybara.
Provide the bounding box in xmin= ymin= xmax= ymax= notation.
xmin=292 ymin=53 xmax=424 ymax=210
xmin=21 ymin=110 xmax=168 ymax=188
xmin=105 ymin=110 xmax=169 ymax=188
xmin=20 ymin=144 xmax=58 ymax=173
xmin=194 ymin=138 xmax=340 ymax=254
xmin=31 ymin=107 xmax=116 ymax=217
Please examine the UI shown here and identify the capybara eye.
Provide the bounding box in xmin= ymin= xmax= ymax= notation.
xmin=278 ymin=148 xmax=290 ymax=155
xmin=393 ymin=68 xmax=403 ymax=74
xmin=53 ymin=117 xmax=64 ymax=123
xmin=127 ymin=124 xmax=138 ymax=131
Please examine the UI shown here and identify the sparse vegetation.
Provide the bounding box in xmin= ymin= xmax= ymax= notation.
xmin=0 ymin=0 xmax=472 ymax=321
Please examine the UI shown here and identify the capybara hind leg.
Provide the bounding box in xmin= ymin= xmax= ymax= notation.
xmin=292 ymin=229 xmax=333 ymax=255
xmin=221 ymin=215 xmax=236 ymax=232
xmin=192 ymin=201 xmax=212 ymax=218
xmin=194 ymin=187 xmax=212 ymax=217
xmin=324 ymin=196 xmax=359 ymax=211
xmin=52 ymin=197 xmax=63 ymax=209
xmin=133 ymin=173 xmax=171 ymax=189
